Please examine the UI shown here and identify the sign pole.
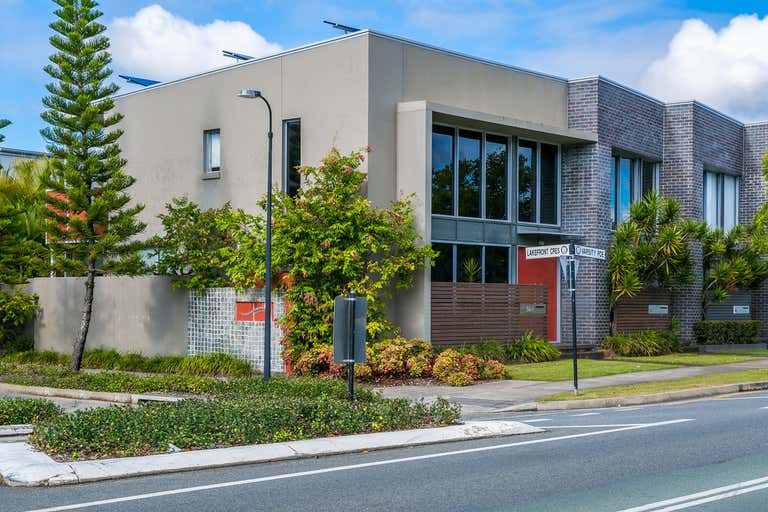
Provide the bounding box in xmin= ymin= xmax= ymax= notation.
xmin=569 ymin=241 xmax=578 ymax=396
xmin=346 ymin=290 xmax=356 ymax=402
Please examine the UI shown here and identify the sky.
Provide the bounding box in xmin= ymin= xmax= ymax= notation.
xmin=2 ymin=0 xmax=768 ymax=151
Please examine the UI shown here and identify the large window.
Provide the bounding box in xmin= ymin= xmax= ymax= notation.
xmin=518 ymin=140 xmax=559 ymax=225
xmin=432 ymin=125 xmax=510 ymax=220
xmin=283 ymin=119 xmax=301 ymax=197
xmin=704 ymin=171 xmax=738 ymax=232
xmin=432 ymin=125 xmax=454 ymax=215
xmin=203 ymin=129 xmax=221 ymax=175
xmin=431 ymin=243 xmax=512 ymax=284
xmin=610 ymin=156 xmax=659 ymax=226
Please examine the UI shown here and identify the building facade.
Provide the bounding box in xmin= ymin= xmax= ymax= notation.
xmin=112 ymin=30 xmax=768 ymax=346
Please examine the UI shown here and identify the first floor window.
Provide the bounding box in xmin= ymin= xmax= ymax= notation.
xmin=518 ymin=140 xmax=559 ymax=225
xmin=704 ymin=171 xmax=738 ymax=232
xmin=432 ymin=125 xmax=455 ymax=215
xmin=430 ymin=243 xmax=512 ymax=284
xmin=204 ymin=129 xmax=221 ymax=174
xmin=283 ymin=119 xmax=301 ymax=197
xmin=610 ymin=156 xmax=659 ymax=226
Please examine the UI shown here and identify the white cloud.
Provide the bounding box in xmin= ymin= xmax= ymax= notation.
xmin=640 ymin=14 xmax=768 ymax=120
xmin=108 ymin=5 xmax=282 ymax=82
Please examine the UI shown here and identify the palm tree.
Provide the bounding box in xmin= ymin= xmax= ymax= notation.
xmin=0 ymin=157 xmax=50 ymax=243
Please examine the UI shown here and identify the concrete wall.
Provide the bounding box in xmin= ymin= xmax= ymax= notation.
xmin=27 ymin=276 xmax=187 ymax=356
xmin=114 ymin=35 xmax=370 ymax=237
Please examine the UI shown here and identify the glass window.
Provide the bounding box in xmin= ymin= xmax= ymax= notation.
xmin=518 ymin=140 xmax=537 ymax=223
xmin=618 ymin=158 xmax=632 ymax=223
xmin=204 ymin=129 xmax=220 ymax=174
xmin=458 ymin=130 xmax=482 ymax=218
xmin=283 ymin=119 xmax=301 ymax=197
xmin=431 ymin=243 xmax=453 ymax=282
xmin=484 ymin=246 xmax=509 ymax=283
xmin=540 ymin=143 xmax=558 ymax=225
xmin=485 ymin=134 xmax=508 ymax=220
xmin=431 ymin=125 xmax=454 ymax=215
xmin=611 ymin=157 xmax=658 ymax=226
xmin=457 ymin=245 xmax=482 ymax=283
xmin=641 ymin=161 xmax=656 ymax=198
xmin=704 ymin=171 xmax=739 ymax=232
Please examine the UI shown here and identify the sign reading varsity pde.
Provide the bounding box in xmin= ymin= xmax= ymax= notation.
xmin=525 ymin=244 xmax=570 ymax=259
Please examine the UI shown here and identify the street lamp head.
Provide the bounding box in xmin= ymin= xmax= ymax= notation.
xmin=236 ymin=89 xmax=262 ymax=99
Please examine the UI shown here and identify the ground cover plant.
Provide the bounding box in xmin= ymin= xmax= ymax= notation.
xmin=540 ymin=369 xmax=768 ymax=401
xmin=693 ymin=320 xmax=761 ymax=345
xmin=0 ymin=397 xmax=62 ymax=425
xmin=28 ymin=385 xmax=460 ymax=460
xmin=2 ymin=349 xmax=253 ymax=377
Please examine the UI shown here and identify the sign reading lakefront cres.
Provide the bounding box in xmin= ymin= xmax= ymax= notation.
xmin=525 ymin=244 xmax=606 ymax=260
xmin=525 ymin=244 xmax=571 ymax=259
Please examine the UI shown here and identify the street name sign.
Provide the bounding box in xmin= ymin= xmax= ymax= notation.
xmin=574 ymin=245 xmax=606 ymax=260
xmin=525 ymin=244 xmax=570 ymax=259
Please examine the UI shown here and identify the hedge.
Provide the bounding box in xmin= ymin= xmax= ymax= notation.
xmin=602 ymin=330 xmax=680 ymax=356
xmin=693 ymin=320 xmax=762 ymax=345
xmin=30 ymin=396 xmax=461 ymax=459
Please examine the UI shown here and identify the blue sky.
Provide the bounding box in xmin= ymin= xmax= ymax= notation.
xmin=2 ymin=0 xmax=768 ymax=151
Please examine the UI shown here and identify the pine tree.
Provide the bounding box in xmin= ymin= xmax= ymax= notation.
xmin=41 ymin=0 xmax=146 ymax=371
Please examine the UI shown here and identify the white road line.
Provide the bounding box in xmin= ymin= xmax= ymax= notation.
xmin=524 ymin=418 xmax=553 ymax=423
xmin=761 ymin=406 xmax=768 ymax=410
xmin=615 ymin=475 xmax=768 ymax=512
xmin=572 ymin=412 xmax=600 ymax=417
xmin=545 ymin=424 xmax=643 ymax=429
xmin=717 ymin=396 xmax=768 ymax=400
xmin=22 ymin=419 xmax=694 ymax=512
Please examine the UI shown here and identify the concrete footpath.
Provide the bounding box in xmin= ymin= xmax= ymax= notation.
xmin=377 ymin=358 xmax=768 ymax=414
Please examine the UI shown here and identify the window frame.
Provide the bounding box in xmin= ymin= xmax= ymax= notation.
xmin=430 ymin=240 xmax=517 ymax=284
xmin=282 ymin=118 xmax=301 ymax=197
xmin=431 ymin=123 xmax=514 ymax=224
xmin=203 ymin=129 xmax=221 ymax=178
xmin=704 ymin=170 xmax=740 ymax=232
xmin=517 ymin=138 xmax=562 ymax=227
xmin=611 ymin=155 xmax=660 ymax=227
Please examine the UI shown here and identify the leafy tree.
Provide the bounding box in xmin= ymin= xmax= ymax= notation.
xmin=0 ymin=119 xmax=9 ymax=151
xmin=0 ymin=157 xmax=51 ymax=244
xmin=219 ymin=147 xmax=435 ymax=363
xmin=40 ymin=0 xmax=146 ymax=371
xmin=152 ymin=197 xmax=236 ymax=292
xmin=607 ymin=191 xmax=704 ymax=334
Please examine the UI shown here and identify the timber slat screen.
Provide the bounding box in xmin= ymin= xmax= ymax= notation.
xmin=431 ymin=283 xmax=548 ymax=346
xmin=614 ymin=288 xmax=672 ymax=333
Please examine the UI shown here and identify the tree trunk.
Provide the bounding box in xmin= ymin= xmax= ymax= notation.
xmin=71 ymin=267 xmax=95 ymax=372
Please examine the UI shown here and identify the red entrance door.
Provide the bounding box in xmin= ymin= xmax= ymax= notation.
xmin=517 ymin=248 xmax=559 ymax=342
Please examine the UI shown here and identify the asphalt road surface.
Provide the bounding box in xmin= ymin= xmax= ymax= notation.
xmin=2 ymin=392 xmax=768 ymax=511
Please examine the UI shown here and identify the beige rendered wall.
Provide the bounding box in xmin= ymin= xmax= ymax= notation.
xmin=27 ymin=276 xmax=188 ymax=356
xmin=114 ymin=35 xmax=370 ymax=237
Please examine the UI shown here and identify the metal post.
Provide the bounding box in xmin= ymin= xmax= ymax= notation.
xmin=569 ymin=241 xmax=578 ymax=396
xmin=347 ymin=291 xmax=356 ymax=401
xmin=263 ymin=98 xmax=273 ymax=384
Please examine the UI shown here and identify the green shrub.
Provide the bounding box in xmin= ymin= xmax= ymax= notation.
xmin=479 ymin=359 xmax=507 ymax=380
xmin=602 ymin=330 xmax=680 ymax=356
xmin=0 ymin=397 xmax=62 ymax=425
xmin=432 ymin=349 xmax=479 ymax=386
xmin=367 ymin=337 xmax=433 ymax=378
xmin=456 ymin=341 xmax=506 ymax=362
xmin=505 ymin=332 xmax=561 ymax=363
xmin=0 ymin=289 xmax=38 ymax=351
xmin=2 ymin=349 xmax=254 ymax=377
xmin=292 ymin=344 xmax=344 ymax=377
xmin=693 ymin=320 xmax=761 ymax=345
xmin=30 ymin=396 xmax=461 ymax=459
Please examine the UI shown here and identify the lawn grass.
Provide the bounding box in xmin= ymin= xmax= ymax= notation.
xmin=540 ymin=369 xmax=768 ymax=401
xmin=613 ymin=353 xmax=762 ymax=366
xmin=715 ymin=350 xmax=768 ymax=357
xmin=505 ymin=359 xmax=678 ymax=382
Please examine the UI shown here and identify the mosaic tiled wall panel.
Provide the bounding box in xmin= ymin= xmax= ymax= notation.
xmin=187 ymin=288 xmax=285 ymax=372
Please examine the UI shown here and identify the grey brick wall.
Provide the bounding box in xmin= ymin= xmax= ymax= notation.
xmin=743 ymin=122 xmax=768 ymax=338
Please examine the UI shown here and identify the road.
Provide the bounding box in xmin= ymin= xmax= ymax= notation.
xmin=1 ymin=392 xmax=768 ymax=511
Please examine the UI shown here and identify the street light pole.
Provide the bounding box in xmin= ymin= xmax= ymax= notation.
xmin=237 ymin=89 xmax=273 ymax=383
